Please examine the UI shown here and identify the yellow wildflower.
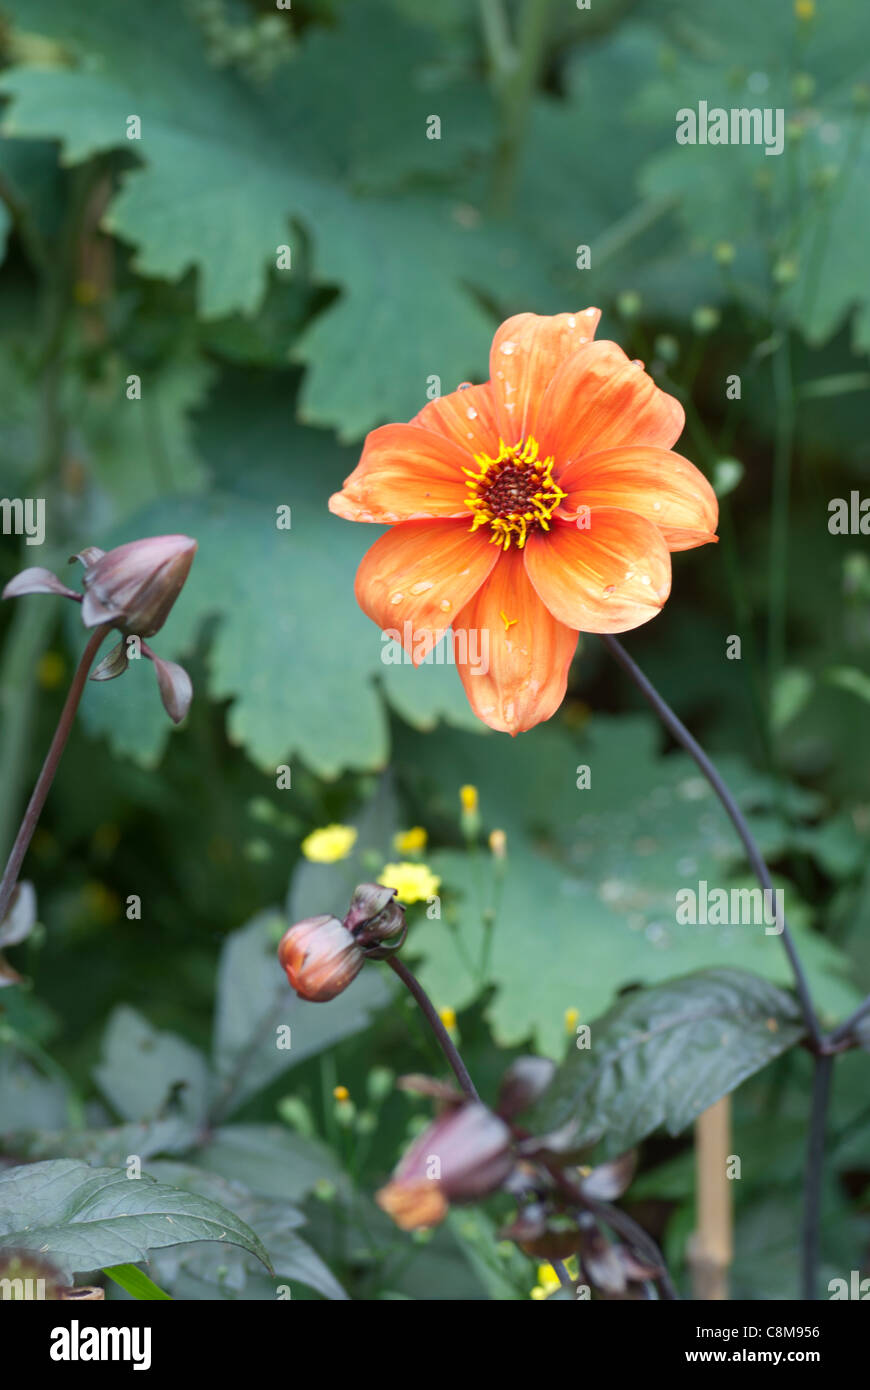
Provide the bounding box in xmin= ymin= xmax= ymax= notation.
xmin=301 ymin=824 xmax=357 ymax=863
xmin=379 ymin=861 xmax=441 ymax=904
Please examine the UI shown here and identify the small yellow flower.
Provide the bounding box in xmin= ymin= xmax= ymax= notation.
xmin=531 ymin=1263 xmax=562 ymax=1298
xmin=333 ymin=1085 xmax=350 ymax=1102
xmin=301 ymin=824 xmax=357 ymax=863
xmin=795 ymin=0 xmax=814 ymax=19
xmin=459 ymin=784 xmax=478 ymax=813
xmin=393 ymin=826 xmax=427 ymax=854
xmin=564 ymin=1006 xmax=580 ymax=1033
xmin=439 ymin=1006 xmax=457 ymax=1031
xmin=379 ymin=861 xmax=441 ymax=904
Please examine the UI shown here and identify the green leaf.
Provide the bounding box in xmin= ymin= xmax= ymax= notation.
xmin=75 ymin=376 xmax=481 ymax=775
xmin=397 ymin=715 xmax=858 ymax=1053
xmin=197 ymin=1125 xmax=341 ymax=1203
xmin=527 ymin=968 xmax=804 ymax=1157
xmin=103 ymin=1263 xmax=172 ymax=1300
xmin=0 ymin=1159 xmax=272 ymax=1281
xmin=144 ymin=1161 xmax=347 ymax=1300
xmin=94 ymin=1005 xmax=210 ymax=1126
xmin=0 ymin=0 xmax=525 ymax=438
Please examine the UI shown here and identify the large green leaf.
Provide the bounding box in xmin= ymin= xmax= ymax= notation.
xmin=0 ymin=1159 xmax=272 ymax=1280
xmin=145 ymin=1161 xmax=347 ymax=1300
xmin=0 ymin=0 xmax=539 ymax=437
xmin=636 ymin=0 xmax=870 ymax=349
xmin=396 ymin=715 xmax=858 ymax=1052
xmin=197 ymin=1125 xmax=341 ymax=1203
xmin=74 ymin=376 xmax=482 ymax=775
xmin=94 ymin=1005 xmax=210 ymax=1125
xmin=527 ymin=968 xmax=803 ymax=1157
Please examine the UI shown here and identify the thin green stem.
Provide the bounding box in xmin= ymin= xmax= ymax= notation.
xmin=483 ymin=0 xmax=553 ymax=213
xmin=0 ymin=623 xmax=110 ymax=927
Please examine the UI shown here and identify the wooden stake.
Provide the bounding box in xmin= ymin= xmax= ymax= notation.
xmin=690 ymin=1095 xmax=733 ymax=1299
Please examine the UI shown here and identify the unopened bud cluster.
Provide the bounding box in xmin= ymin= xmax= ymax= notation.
xmin=278 ymin=882 xmax=406 ymax=1003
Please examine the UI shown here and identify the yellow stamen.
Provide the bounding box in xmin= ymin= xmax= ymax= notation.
xmin=464 ymin=437 xmax=565 ymax=550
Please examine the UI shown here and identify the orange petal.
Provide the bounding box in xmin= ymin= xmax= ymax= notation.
xmin=452 ymin=549 xmax=579 ymax=734
xmin=489 ymin=309 xmax=602 ymax=446
xmin=558 ymin=447 xmax=719 ymax=552
xmin=329 ymin=424 xmax=470 ymax=523
xmin=411 ymin=382 xmax=501 ymax=459
xmin=354 ymin=520 xmax=499 ymax=664
xmin=536 ymin=341 xmax=685 ymax=465
xmin=524 ymin=509 xmax=672 ymax=633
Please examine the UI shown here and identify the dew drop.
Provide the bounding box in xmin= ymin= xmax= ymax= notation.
xmin=390 ymin=592 xmax=404 ymax=605
xmin=640 ymin=575 xmax=651 ymax=586
xmin=585 ymin=307 xmax=596 ymax=316
xmin=500 ymin=341 xmax=517 ymax=355
xmin=439 ymin=598 xmax=452 ymax=611
xmin=603 ymin=584 xmax=615 ymax=596
xmin=567 ymin=314 xmax=576 ymax=328
xmin=409 ymin=580 xmax=434 ymax=595
xmin=466 ymin=407 xmax=478 ymax=420
xmin=652 ymin=501 xmax=662 ymax=511
xmin=457 ymin=381 xmax=472 ymax=391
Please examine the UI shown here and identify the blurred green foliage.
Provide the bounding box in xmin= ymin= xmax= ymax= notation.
xmin=0 ymin=0 xmax=868 ymax=1300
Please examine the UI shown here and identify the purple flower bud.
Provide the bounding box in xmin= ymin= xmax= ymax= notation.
xmin=77 ymin=535 xmax=197 ymax=636
xmin=278 ymin=915 xmax=365 ymax=1002
xmin=377 ymin=1102 xmax=514 ymax=1229
xmin=343 ymin=882 xmax=406 ymax=951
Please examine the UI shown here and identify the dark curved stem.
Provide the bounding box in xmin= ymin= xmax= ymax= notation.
xmin=386 ymin=955 xmax=573 ymax=1289
xmin=600 ymin=634 xmax=823 ymax=1052
xmin=387 ymin=955 xmax=480 ymax=1101
xmin=0 ymin=623 xmax=110 ymax=925
xmin=827 ymin=995 xmax=870 ymax=1048
xmin=801 ymin=1054 xmax=833 ymax=1300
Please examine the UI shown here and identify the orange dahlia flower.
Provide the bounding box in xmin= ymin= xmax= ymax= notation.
xmin=329 ymin=310 xmax=718 ymax=735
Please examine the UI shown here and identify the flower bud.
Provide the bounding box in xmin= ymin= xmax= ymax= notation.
xmin=77 ymin=534 xmax=197 ymax=636
xmin=343 ymin=881 xmax=405 ymax=950
xmin=377 ymin=1102 xmax=514 ymax=1230
xmin=278 ymin=914 xmax=364 ymax=1002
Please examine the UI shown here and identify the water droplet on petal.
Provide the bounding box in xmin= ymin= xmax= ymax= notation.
xmin=390 ymin=592 xmax=404 ymax=605
xmin=458 ymin=381 xmax=473 ymax=391
xmin=640 ymin=575 xmax=651 ymax=586
xmin=466 ymin=407 xmax=478 ymax=420
xmin=410 ymin=580 xmax=434 ymax=595
xmin=500 ymin=342 xmax=517 ymax=355
xmin=653 ymin=501 xmax=662 ymax=511
xmin=603 ymin=584 xmax=615 ymax=596
xmin=440 ymin=599 xmax=451 ymax=611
